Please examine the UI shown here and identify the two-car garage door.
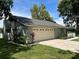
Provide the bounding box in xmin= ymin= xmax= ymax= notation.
xmin=32 ymin=27 xmax=54 ymax=41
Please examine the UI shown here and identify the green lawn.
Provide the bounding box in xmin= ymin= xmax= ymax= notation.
xmin=0 ymin=39 xmax=77 ymax=59
xmin=72 ymin=39 xmax=79 ymax=41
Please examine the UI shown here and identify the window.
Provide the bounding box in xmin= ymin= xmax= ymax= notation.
xmin=52 ymin=29 xmax=54 ymax=31
xmin=40 ymin=29 xmax=42 ymax=31
xmin=33 ymin=29 xmax=38 ymax=31
xmin=50 ymin=29 xmax=52 ymax=31
xmin=40 ymin=29 xmax=44 ymax=31
xmin=45 ymin=29 xmax=48 ymax=31
xmin=48 ymin=29 xmax=50 ymax=31
xmin=42 ymin=29 xmax=44 ymax=31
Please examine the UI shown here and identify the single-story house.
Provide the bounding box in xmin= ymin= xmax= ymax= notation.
xmin=4 ymin=16 xmax=67 ymax=42
xmin=16 ymin=16 xmax=66 ymax=41
xmin=31 ymin=19 xmax=66 ymax=41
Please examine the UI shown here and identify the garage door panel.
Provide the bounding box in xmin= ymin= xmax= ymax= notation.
xmin=33 ymin=29 xmax=54 ymax=41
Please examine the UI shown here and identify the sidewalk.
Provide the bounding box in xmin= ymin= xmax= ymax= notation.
xmin=67 ymin=37 xmax=79 ymax=41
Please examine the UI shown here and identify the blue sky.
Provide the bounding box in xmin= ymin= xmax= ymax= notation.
xmin=0 ymin=0 xmax=64 ymax=28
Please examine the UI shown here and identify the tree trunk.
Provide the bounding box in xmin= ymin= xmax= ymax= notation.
xmin=76 ymin=18 xmax=79 ymax=35
xmin=13 ymin=21 xmax=18 ymax=42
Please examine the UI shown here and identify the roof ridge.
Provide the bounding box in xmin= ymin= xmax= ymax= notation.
xmin=32 ymin=19 xmax=56 ymax=24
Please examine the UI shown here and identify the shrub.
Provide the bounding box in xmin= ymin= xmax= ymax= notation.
xmin=58 ymin=50 xmax=72 ymax=54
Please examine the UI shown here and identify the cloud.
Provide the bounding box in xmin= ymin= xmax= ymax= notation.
xmin=55 ymin=17 xmax=65 ymax=26
xmin=11 ymin=10 xmax=31 ymax=18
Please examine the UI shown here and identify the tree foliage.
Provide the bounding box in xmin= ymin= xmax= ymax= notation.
xmin=58 ymin=0 xmax=79 ymax=34
xmin=58 ymin=0 xmax=73 ymax=27
xmin=0 ymin=0 xmax=13 ymax=19
xmin=31 ymin=4 xmax=39 ymax=19
xmin=39 ymin=4 xmax=52 ymax=21
xmin=31 ymin=4 xmax=53 ymax=22
xmin=58 ymin=0 xmax=79 ymax=32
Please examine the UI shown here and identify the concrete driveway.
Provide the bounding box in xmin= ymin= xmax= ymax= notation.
xmin=39 ymin=39 xmax=79 ymax=53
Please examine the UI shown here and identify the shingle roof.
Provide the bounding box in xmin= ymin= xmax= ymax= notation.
xmin=13 ymin=16 xmax=65 ymax=28
xmin=13 ymin=16 xmax=32 ymax=23
xmin=31 ymin=19 xmax=65 ymax=28
xmin=13 ymin=16 xmax=32 ymax=26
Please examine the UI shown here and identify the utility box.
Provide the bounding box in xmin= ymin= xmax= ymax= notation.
xmin=67 ymin=32 xmax=76 ymax=38
xmin=67 ymin=28 xmax=76 ymax=38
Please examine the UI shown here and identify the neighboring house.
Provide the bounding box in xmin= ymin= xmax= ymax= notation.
xmin=67 ymin=27 xmax=76 ymax=38
xmin=4 ymin=16 xmax=67 ymax=42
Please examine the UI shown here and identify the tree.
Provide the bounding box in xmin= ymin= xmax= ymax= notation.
xmin=58 ymin=0 xmax=73 ymax=27
xmin=58 ymin=0 xmax=79 ymax=34
xmin=31 ymin=4 xmax=53 ymax=22
xmin=31 ymin=4 xmax=39 ymax=19
xmin=0 ymin=0 xmax=13 ymax=19
xmin=0 ymin=0 xmax=13 ymax=40
xmin=0 ymin=0 xmax=32 ymax=45
xmin=39 ymin=4 xmax=52 ymax=21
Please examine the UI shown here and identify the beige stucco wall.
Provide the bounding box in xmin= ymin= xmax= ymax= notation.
xmin=32 ymin=26 xmax=55 ymax=41
xmin=31 ymin=26 xmax=66 ymax=41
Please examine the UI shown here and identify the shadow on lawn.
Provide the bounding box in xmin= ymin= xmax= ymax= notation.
xmin=72 ymin=53 xmax=79 ymax=59
xmin=0 ymin=39 xmax=31 ymax=59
